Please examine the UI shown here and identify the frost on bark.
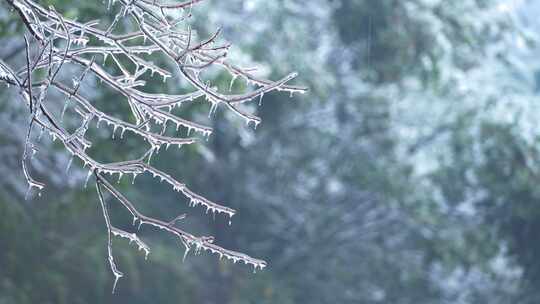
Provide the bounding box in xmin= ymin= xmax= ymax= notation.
xmin=0 ymin=0 xmax=306 ymax=292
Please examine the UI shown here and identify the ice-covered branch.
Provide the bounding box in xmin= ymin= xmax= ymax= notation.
xmin=1 ymin=0 xmax=305 ymax=292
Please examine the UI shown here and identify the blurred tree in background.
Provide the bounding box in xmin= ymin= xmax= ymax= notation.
xmin=2 ymin=0 xmax=540 ymax=303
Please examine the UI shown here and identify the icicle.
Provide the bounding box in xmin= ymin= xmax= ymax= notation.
xmin=132 ymin=173 xmax=138 ymax=184
xmin=25 ymin=186 xmax=32 ymax=201
xmin=66 ymin=156 xmax=73 ymax=173
xmin=84 ymin=170 xmax=92 ymax=188
xmin=38 ymin=127 xmax=44 ymax=141
xmin=132 ymin=216 xmax=138 ymax=226
xmin=258 ymin=92 xmax=264 ymax=106
xmin=208 ymin=101 xmax=219 ymax=118
xmin=229 ymin=75 xmax=237 ymax=91
xmin=112 ymin=125 xmax=118 ymax=139
xmin=182 ymin=246 xmax=190 ymax=262
xmin=29 ymin=147 xmax=36 ymax=159
xmin=61 ymin=99 xmax=69 ymax=121
xmin=117 ymin=172 xmax=123 ymax=183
